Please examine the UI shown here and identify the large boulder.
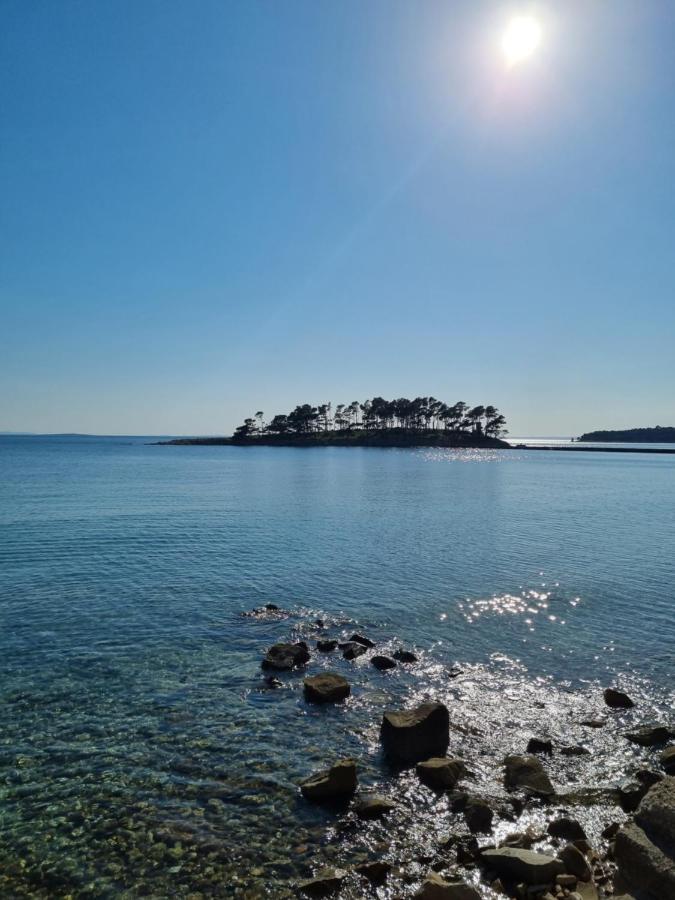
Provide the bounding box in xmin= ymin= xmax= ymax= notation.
xmin=415 ymin=873 xmax=480 ymax=900
xmin=504 ymin=754 xmax=555 ymax=797
xmin=604 ymin=687 xmax=634 ymax=708
xmin=480 ymin=848 xmax=565 ymax=884
xmin=300 ymin=759 xmax=357 ymax=801
xmin=614 ymin=777 xmax=675 ymax=900
xmin=303 ymin=673 xmax=350 ymax=703
xmin=380 ymin=702 xmax=450 ymax=764
xmin=261 ymin=642 xmax=310 ymax=671
xmin=416 ymin=757 xmax=464 ymax=789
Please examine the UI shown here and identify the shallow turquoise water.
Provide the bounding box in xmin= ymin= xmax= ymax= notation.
xmin=0 ymin=436 xmax=673 ymax=897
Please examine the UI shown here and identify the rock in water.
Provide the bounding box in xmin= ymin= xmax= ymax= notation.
xmin=354 ymin=794 xmax=397 ymax=819
xmin=316 ymin=639 xmax=338 ymax=652
xmin=480 ymin=848 xmax=565 ymax=884
xmin=604 ymin=687 xmax=634 ymax=708
xmin=558 ymin=843 xmax=592 ymax=881
xmin=349 ymin=633 xmax=375 ymax=648
xmin=340 ymin=642 xmax=367 ymax=660
xmin=415 ymin=873 xmax=481 ymax=900
xmin=297 ymin=868 xmax=347 ymax=896
xmin=354 ymin=860 xmax=391 ymax=884
xmin=662 ymin=746 xmax=675 ymax=775
xmin=416 ymin=757 xmax=465 ymax=789
xmin=527 ymin=737 xmax=553 ymax=755
xmin=504 ymin=754 xmax=555 ymax=797
xmin=393 ymin=648 xmax=418 ymax=663
xmin=303 ymin=673 xmax=350 ymax=703
xmin=380 ymin=702 xmax=450 ymax=764
xmin=261 ymin=642 xmax=310 ymax=671
xmin=464 ymin=797 xmax=493 ymax=834
xmin=547 ymin=817 xmax=587 ymax=842
xmin=614 ymin=776 xmax=675 ymax=900
xmin=625 ymin=725 xmax=673 ymax=746
xmin=300 ymin=759 xmax=357 ymax=801
xmin=371 ymin=655 xmax=396 ymax=670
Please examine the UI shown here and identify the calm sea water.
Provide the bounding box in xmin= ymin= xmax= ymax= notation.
xmin=1 ymin=435 xmax=673 ymax=898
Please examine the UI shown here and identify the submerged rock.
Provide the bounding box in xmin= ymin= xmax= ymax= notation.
xmin=416 ymin=757 xmax=464 ymax=790
xmin=316 ymin=639 xmax=338 ymax=652
xmin=261 ymin=642 xmax=310 ymax=671
xmin=393 ymin=648 xmax=418 ymax=663
xmin=625 ymin=725 xmax=673 ymax=746
xmin=480 ymin=847 xmax=565 ymax=884
xmin=381 ymin=702 xmax=450 ymax=764
xmin=300 ymin=759 xmax=357 ymax=801
xmin=303 ymin=673 xmax=350 ymax=703
xmin=415 ymin=873 xmax=481 ymax=900
xmin=354 ymin=794 xmax=397 ymax=819
xmin=604 ymin=687 xmax=635 ymax=709
xmin=297 ymin=868 xmax=347 ymax=896
xmin=504 ymin=754 xmax=555 ymax=797
xmin=371 ymin=655 xmax=396 ymax=671
xmin=354 ymin=860 xmax=391 ymax=884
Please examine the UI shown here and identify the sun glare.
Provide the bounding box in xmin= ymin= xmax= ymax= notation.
xmin=502 ymin=16 xmax=542 ymax=67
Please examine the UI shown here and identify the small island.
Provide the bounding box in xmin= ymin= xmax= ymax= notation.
xmin=578 ymin=426 xmax=675 ymax=443
xmin=160 ymin=397 xmax=511 ymax=449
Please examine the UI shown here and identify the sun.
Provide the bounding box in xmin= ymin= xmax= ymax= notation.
xmin=501 ymin=16 xmax=542 ymax=67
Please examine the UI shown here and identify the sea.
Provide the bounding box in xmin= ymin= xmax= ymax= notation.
xmin=0 ymin=434 xmax=673 ymax=898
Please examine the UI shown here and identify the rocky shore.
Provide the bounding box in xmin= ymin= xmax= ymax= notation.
xmin=246 ymin=605 xmax=675 ymax=899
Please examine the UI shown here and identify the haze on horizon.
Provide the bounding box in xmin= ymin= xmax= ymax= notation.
xmin=2 ymin=1 xmax=674 ymax=437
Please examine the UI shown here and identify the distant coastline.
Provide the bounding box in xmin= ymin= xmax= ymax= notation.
xmin=578 ymin=426 xmax=675 ymax=442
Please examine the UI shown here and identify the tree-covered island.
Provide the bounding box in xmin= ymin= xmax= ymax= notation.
xmin=162 ymin=398 xmax=510 ymax=448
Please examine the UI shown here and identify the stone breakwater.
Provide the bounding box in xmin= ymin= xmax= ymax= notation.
xmin=248 ymin=605 xmax=675 ymax=899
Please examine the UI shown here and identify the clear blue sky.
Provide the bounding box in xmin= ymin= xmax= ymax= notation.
xmin=2 ymin=0 xmax=674 ymax=435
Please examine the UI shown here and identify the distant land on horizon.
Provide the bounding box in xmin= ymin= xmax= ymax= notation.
xmin=579 ymin=426 xmax=675 ymax=443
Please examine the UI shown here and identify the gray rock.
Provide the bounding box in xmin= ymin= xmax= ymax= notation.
xmin=661 ymin=746 xmax=675 ymax=775
xmin=415 ymin=873 xmax=481 ymax=900
xmin=300 ymin=759 xmax=357 ymax=801
xmin=625 ymin=725 xmax=673 ymax=746
xmin=504 ymin=754 xmax=555 ymax=797
xmin=464 ymin=798 xmax=493 ymax=834
xmin=559 ymin=843 xmax=592 ymax=881
xmin=354 ymin=794 xmax=397 ymax=819
xmin=261 ymin=642 xmax=310 ymax=671
xmin=381 ymin=702 xmax=450 ymax=764
xmin=416 ymin=757 xmax=464 ymax=790
xmin=297 ymin=868 xmax=347 ymax=896
xmin=371 ymin=655 xmax=396 ymax=671
xmin=480 ymin=847 xmax=565 ymax=884
xmin=303 ymin=673 xmax=350 ymax=703
xmin=635 ymin=775 xmax=675 ymax=852
xmin=548 ymin=817 xmax=587 ymax=842
xmin=604 ymin=687 xmax=634 ymax=708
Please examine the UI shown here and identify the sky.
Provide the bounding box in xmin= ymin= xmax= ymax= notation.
xmin=1 ymin=0 xmax=674 ymax=436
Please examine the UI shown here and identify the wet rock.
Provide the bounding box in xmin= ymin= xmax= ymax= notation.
xmin=263 ymin=676 xmax=283 ymax=689
xmin=580 ymin=719 xmax=606 ymax=728
xmin=617 ymin=779 xmax=649 ymax=813
xmin=340 ymin=642 xmax=367 ymax=660
xmin=464 ymin=797 xmax=493 ymax=834
xmin=416 ymin=757 xmax=465 ymax=790
xmin=355 ymin=794 xmax=397 ymax=819
xmin=499 ymin=830 xmax=539 ymax=850
xmin=300 ymin=759 xmax=357 ymax=801
xmin=561 ymin=745 xmax=590 ymax=756
xmin=454 ymin=835 xmax=480 ymax=864
xmin=604 ymin=688 xmax=634 ymax=709
xmin=297 ymin=867 xmax=347 ymax=896
xmin=504 ymin=755 xmax=555 ymax=797
xmin=625 ymin=725 xmax=673 ymax=746
xmin=415 ymin=873 xmax=481 ymax=900
xmin=480 ymin=847 xmax=565 ymax=884
xmin=261 ymin=642 xmax=310 ymax=671
xmin=354 ymin=860 xmax=391 ymax=884
xmin=527 ymin=737 xmax=553 ymax=756
xmin=601 ymin=821 xmax=620 ymax=839
xmin=315 ymin=619 xmax=324 ymax=628
xmin=371 ymin=655 xmax=396 ymax=671
xmin=381 ymin=702 xmax=450 ymax=764
xmin=548 ymin=817 xmax=587 ymax=842
xmin=614 ymin=777 xmax=675 ymax=900
xmin=637 ymin=769 xmax=664 ymax=789
xmin=559 ymin=843 xmax=592 ymax=881
xmin=660 ymin=746 xmax=675 ymax=775
xmin=316 ymin=640 xmax=338 ymax=652
xmin=349 ymin=633 xmax=375 ymax=648
xmin=303 ymin=673 xmax=350 ymax=703
xmin=393 ymin=648 xmax=418 ymax=663
xmin=265 ymin=603 xmax=279 ymax=611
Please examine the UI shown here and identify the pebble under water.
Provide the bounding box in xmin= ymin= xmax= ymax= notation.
xmin=0 ymin=436 xmax=673 ymax=897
